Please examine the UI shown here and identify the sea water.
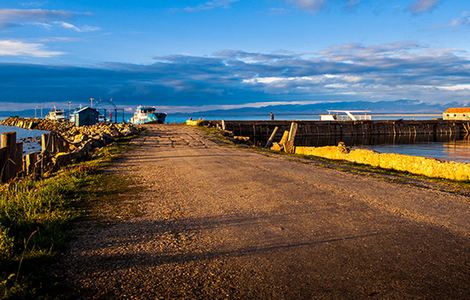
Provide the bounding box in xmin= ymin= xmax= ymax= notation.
xmin=0 ymin=125 xmax=48 ymax=153
xmin=363 ymin=140 xmax=470 ymax=163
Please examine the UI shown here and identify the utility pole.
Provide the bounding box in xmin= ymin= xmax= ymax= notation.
xmin=67 ymin=101 xmax=72 ymax=118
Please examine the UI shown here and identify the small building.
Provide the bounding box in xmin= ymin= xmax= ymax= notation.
xmin=73 ymin=107 xmax=99 ymax=126
xmin=443 ymin=107 xmax=470 ymax=120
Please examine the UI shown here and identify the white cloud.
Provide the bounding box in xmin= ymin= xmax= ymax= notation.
xmin=243 ymin=74 xmax=362 ymax=86
xmin=437 ymin=84 xmax=470 ymax=91
xmin=0 ymin=9 xmax=98 ymax=33
xmin=53 ymin=21 xmax=100 ymax=32
xmin=450 ymin=12 xmax=470 ymax=27
xmin=409 ymin=0 xmax=439 ymax=14
xmin=184 ymin=0 xmax=239 ymax=12
xmin=0 ymin=40 xmax=63 ymax=57
xmin=0 ymin=9 xmax=71 ymax=27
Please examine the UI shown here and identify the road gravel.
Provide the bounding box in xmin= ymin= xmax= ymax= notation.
xmin=63 ymin=124 xmax=470 ymax=299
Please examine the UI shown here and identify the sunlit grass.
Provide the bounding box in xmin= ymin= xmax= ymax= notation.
xmin=0 ymin=137 xmax=135 ymax=299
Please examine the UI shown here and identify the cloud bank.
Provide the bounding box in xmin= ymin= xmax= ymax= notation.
xmin=0 ymin=43 xmax=469 ymax=106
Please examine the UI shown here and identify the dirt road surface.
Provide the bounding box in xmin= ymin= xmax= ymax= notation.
xmin=63 ymin=125 xmax=470 ymax=299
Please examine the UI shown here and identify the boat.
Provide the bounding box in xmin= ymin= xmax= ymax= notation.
xmin=320 ymin=110 xmax=372 ymax=121
xmin=45 ymin=107 xmax=66 ymax=121
xmin=130 ymin=106 xmax=167 ymax=124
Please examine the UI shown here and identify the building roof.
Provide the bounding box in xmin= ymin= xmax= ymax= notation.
xmin=444 ymin=107 xmax=470 ymax=113
xmin=75 ymin=106 xmax=98 ymax=114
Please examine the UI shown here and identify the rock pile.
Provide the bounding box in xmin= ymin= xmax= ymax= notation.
xmin=0 ymin=118 xmax=140 ymax=179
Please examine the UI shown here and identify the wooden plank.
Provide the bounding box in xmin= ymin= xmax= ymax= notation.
xmin=265 ymin=126 xmax=279 ymax=148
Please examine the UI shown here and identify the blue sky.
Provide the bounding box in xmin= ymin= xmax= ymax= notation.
xmin=1 ymin=0 xmax=470 ymax=111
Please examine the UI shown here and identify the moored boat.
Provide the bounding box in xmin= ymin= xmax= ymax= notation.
xmin=45 ymin=107 xmax=66 ymax=121
xmin=130 ymin=106 xmax=167 ymax=124
xmin=320 ymin=110 xmax=372 ymax=121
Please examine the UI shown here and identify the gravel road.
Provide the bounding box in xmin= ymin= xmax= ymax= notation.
xmin=63 ymin=124 xmax=470 ymax=299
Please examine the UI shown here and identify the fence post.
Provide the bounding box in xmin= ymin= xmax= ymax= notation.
xmin=0 ymin=147 xmax=7 ymax=183
xmin=24 ymin=152 xmax=39 ymax=176
xmin=41 ymin=133 xmax=51 ymax=153
xmin=14 ymin=142 xmax=23 ymax=177
xmin=1 ymin=132 xmax=18 ymax=182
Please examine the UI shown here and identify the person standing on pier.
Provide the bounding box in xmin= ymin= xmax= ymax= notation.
xmin=269 ymin=112 xmax=275 ymax=121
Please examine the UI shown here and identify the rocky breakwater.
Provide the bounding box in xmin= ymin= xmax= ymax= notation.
xmin=0 ymin=117 xmax=139 ymax=179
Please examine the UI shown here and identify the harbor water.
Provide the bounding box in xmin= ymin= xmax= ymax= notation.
xmin=0 ymin=125 xmax=48 ymax=153
xmin=363 ymin=140 xmax=470 ymax=163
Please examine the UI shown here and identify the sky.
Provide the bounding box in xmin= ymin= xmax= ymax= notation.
xmin=1 ymin=0 xmax=470 ymax=111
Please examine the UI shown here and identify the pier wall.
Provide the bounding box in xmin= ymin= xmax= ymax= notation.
xmin=294 ymin=145 xmax=470 ymax=181
xmin=213 ymin=120 xmax=470 ymax=146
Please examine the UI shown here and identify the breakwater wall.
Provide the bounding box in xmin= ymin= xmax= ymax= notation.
xmin=0 ymin=117 xmax=138 ymax=183
xmin=211 ymin=120 xmax=470 ymax=146
xmin=294 ymin=145 xmax=470 ymax=181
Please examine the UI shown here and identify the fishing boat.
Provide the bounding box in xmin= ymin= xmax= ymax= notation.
xmin=320 ymin=110 xmax=372 ymax=121
xmin=130 ymin=106 xmax=167 ymax=124
xmin=45 ymin=107 xmax=66 ymax=121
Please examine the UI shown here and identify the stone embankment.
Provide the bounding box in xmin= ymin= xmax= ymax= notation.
xmin=0 ymin=117 xmax=138 ymax=183
xmin=1 ymin=117 xmax=137 ymax=145
xmin=269 ymin=125 xmax=470 ymax=181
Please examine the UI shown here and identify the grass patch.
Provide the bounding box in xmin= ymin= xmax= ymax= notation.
xmin=0 ymin=137 xmax=135 ymax=299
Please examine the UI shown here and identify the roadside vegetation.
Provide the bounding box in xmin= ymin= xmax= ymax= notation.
xmin=0 ymin=139 xmax=133 ymax=299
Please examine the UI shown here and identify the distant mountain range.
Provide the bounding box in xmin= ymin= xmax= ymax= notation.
xmin=0 ymin=100 xmax=466 ymax=119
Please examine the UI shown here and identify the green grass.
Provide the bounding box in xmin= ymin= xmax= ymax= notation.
xmin=0 ymin=137 xmax=135 ymax=299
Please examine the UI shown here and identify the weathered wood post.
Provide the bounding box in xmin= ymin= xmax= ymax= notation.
xmin=0 ymin=147 xmax=7 ymax=183
xmin=285 ymin=122 xmax=298 ymax=153
xmin=265 ymin=126 xmax=279 ymax=148
xmin=24 ymin=152 xmax=38 ymax=176
xmin=41 ymin=133 xmax=52 ymax=176
xmin=253 ymin=123 xmax=257 ymax=146
xmin=14 ymin=142 xmax=23 ymax=177
xmin=1 ymin=132 xmax=18 ymax=182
